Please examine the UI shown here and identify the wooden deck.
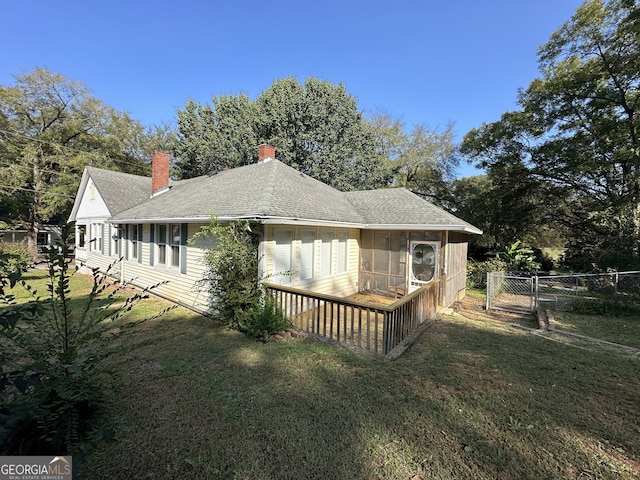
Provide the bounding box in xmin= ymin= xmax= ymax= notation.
xmin=265 ymin=281 xmax=439 ymax=356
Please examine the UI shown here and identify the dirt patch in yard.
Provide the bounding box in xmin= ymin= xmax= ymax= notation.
xmin=453 ymin=294 xmax=536 ymax=327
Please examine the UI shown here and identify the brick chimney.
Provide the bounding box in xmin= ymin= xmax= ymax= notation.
xmin=151 ymin=151 xmax=170 ymax=196
xmin=258 ymin=144 xmax=275 ymax=163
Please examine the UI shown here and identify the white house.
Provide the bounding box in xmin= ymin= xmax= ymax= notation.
xmin=68 ymin=145 xmax=481 ymax=315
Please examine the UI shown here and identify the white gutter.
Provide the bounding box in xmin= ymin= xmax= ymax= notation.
xmin=108 ymin=215 xmax=482 ymax=234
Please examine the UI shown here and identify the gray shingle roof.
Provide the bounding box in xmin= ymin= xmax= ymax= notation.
xmin=111 ymin=160 xmax=364 ymax=224
xmin=86 ymin=160 xmax=480 ymax=233
xmin=345 ymin=188 xmax=482 ymax=232
xmin=87 ymin=167 xmax=152 ymax=215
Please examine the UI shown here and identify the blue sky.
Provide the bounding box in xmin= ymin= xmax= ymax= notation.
xmin=2 ymin=0 xmax=585 ymax=177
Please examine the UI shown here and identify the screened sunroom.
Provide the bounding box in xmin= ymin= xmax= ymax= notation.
xmin=359 ymin=230 xmax=441 ymax=298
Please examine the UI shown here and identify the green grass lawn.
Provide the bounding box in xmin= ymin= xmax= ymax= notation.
xmin=7 ymin=271 xmax=640 ymax=479
xmin=552 ymin=310 xmax=640 ymax=350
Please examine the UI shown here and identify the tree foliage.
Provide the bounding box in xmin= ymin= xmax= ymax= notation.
xmin=191 ymin=218 xmax=262 ymax=330
xmin=0 ymin=68 xmax=175 ymax=250
xmin=191 ymin=218 xmax=291 ymax=339
xmin=461 ymin=0 xmax=640 ymax=271
xmin=368 ymin=111 xmax=458 ymax=204
xmin=174 ymin=77 xmax=395 ymax=191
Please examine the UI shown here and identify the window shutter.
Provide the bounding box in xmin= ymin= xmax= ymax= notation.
xmin=149 ymin=224 xmax=155 ymax=266
xmin=137 ymin=224 xmax=143 ymax=264
xmin=320 ymin=230 xmax=333 ymax=277
xmin=124 ymin=225 xmax=130 ymax=260
xmin=180 ymin=223 xmax=188 ymax=274
xmin=337 ymin=231 xmax=348 ymax=273
xmin=106 ymin=225 xmax=111 ymax=256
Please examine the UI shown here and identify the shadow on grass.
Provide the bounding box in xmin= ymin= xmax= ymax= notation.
xmin=81 ymin=306 xmax=640 ymax=480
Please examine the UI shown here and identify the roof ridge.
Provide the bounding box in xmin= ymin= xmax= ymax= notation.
xmin=85 ymin=165 xmax=150 ymax=180
xmin=255 ymin=160 xmax=280 ymax=214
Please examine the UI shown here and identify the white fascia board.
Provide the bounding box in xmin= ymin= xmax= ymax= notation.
xmin=259 ymin=217 xmax=365 ymax=228
xmin=361 ymin=224 xmax=483 ymax=235
xmin=67 ymin=168 xmax=91 ymax=223
xmin=106 ymin=215 xmax=482 ymax=235
xmin=108 ymin=215 xmax=364 ymax=228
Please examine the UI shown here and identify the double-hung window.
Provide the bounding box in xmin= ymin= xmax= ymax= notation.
xmin=77 ymin=226 xmax=86 ymax=249
xmin=320 ymin=230 xmax=333 ymax=277
xmin=170 ymin=224 xmax=181 ymax=268
xmin=131 ymin=224 xmax=140 ymax=260
xmin=109 ymin=225 xmax=120 ymax=257
xmin=90 ymin=223 xmax=103 ymax=253
xmin=157 ymin=224 xmax=168 ymax=265
xmin=299 ymin=229 xmax=316 ymax=281
xmin=153 ymin=223 xmax=184 ymax=270
xmin=273 ymin=228 xmax=293 ymax=284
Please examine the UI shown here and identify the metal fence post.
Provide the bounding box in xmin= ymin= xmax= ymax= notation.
xmin=486 ymin=272 xmax=490 ymax=311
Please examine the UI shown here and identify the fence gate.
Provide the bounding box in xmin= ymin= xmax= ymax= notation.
xmin=486 ymin=272 xmax=537 ymax=313
xmin=486 ymin=270 xmax=640 ymax=314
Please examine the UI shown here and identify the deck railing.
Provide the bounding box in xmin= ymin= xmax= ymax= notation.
xmin=263 ymin=280 xmax=440 ymax=356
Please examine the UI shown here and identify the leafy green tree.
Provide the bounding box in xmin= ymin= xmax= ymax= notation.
xmin=369 ymin=111 xmax=458 ymax=204
xmin=397 ymin=123 xmax=458 ymax=204
xmin=461 ymin=0 xmax=640 ymax=271
xmin=0 ymin=68 xmax=174 ymax=251
xmin=174 ymin=77 xmax=395 ymax=191
xmin=174 ymin=95 xmax=257 ymax=178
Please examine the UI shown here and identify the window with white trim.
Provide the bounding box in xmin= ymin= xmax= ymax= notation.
xmin=109 ymin=225 xmax=120 ymax=257
xmin=336 ymin=231 xmax=348 ymax=273
xmin=77 ymin=225 xmax=86 ymax=249
xmin=299 ymin=229 xmax=316 ymax=281
xmin=131 ymin=224 xmax=140 ymax=260
xmin=157 ymin=224 xmax=168 ymax=265
xmin=320 ymin=230 xmax=333 ymax=277
xmin=273 ymin=228 xmax=293 ymax=284
xmin=170 ymin=224 xmax=181 ymax=268
xmin=90 ymin=223 xmax=103 ymax=253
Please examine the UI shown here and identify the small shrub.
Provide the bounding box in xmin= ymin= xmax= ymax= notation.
xmin=568 ymin=296 xmax=640 ymax=317
xmin=467 ymin=257 xmax=507 ymax=289
xmin=243 ymin=297 xmax=292 ymax=341
xmin=0 ymin=242 xmax=30 ymax=277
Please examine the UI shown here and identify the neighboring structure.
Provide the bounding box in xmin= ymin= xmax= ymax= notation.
xmin=0 ymin=224 xmax=63 ymax=252
xmin=68 ymin=145 xmax=481 ymax=315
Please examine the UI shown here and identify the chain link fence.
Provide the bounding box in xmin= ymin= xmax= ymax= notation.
xmin=486 ymin=271 xmax=640 ymax=313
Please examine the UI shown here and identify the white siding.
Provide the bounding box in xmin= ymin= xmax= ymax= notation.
xmin=121 ymin=223 xmax=211 ymax=312
xmin=75 ymin=179 xmax=110 ymax=219
xmin=81 ymin=223 xmax=212 ymax=313
xmin=264 ymin=225 xmax=359 ymax=298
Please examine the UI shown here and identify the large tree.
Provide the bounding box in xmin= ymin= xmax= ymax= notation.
xmin=0 ymin=68 xmax=172 ymax=251
xmin=369 ymin=111 xmax=458 ymax=205
xmin=461 ymin=0 xmax=640 ymax=270
xmin=173 ymin=95 xmax=257 ymax=179
xmin=174 ymin=77 xmax=395 ymax=191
